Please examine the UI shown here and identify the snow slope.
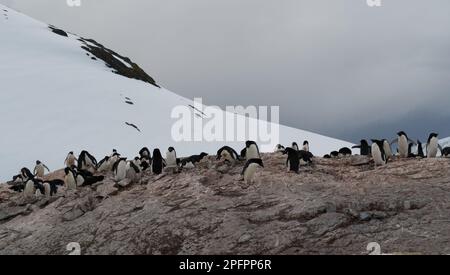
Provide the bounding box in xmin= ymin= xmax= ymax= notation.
xmin=0 ymin=4 xmax=354 ymax=182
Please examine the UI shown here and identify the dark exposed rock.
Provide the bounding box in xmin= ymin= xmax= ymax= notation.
xmin=49 ymin=26 xmax=68 ymax=37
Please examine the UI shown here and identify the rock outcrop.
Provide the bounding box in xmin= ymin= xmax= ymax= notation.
xmin=1 ymin=154 xmax=450 ymax=255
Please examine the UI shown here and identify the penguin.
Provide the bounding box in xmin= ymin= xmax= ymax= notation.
xmin=23 ymin=178 xmax=45 ymax=198
xmin=298 ymin=150 xmax=314 ymax=165
xmin=42 ymin=179 xmax=64 ymax=197
xmin=33 ymin=160 xmax=50 ymax=178
xmin=330 ymin=151 xmax=339 ymax=158
xmin=139 ymin=147 xmax=151 ymax=160
xmin=417 ymin=140 xmax=425 ymax=158
xmin=408 ymin=143 xmax=416 ymax=158
xmin=217 ymin=146 xmax=239 ymax=163
xmin=165 ymin=147 xmax=178 ymax=167
xmin=371 ymin=139 xmax=387 ymax=166
xmin=302 ymin=141 xmax=310 ymax=152
xmin=283 ymin=148 xmax=300 ymax=173
xmin=152 ymin=149 xmax=165 ymax=175
xmin=241 ymin=159 xmax=264 ymax=184
xmin=426 ymin=133 xmax=442 ymax=158
xmin=240 ymin=148 xmax=247 ymax=159
xmin=9 ymin=181 xmax=25 ymax=193
xmin=76 ymin=169 xmax=104 ymax=187
xmin=78 ymin=151 xmax=97 ymax=172
xmin=323 ymin=154 xmax=331 ymax=159
xmin=352 ymin=140 xmax=371 ymax=156
xmin=12 ymin=174 xmax=24 ymax=183
xmin=126 ymin=159 xmax=141 ymax=183
xmin=113 ymin=158 xmax=128 ymax=182
xmin=64 ymin=152 xmax=77 ymax=168
xmin=382 ymin=139 xmax=393 ymax=160
xmin=292 ymin=142 xmax=299 ymax=151
xmin=274 ymin=144 xmax=285 ymax=153
xmin=338 ymin=147 xmax=352 ymax=157
xmin=64 ymin=167 xmax=77 ymax=190
xmin=20 ymin=167 xmax=34 ymax=181
xmin=97 ymin=156 xmax=112 ymax=173
xmin=391 ymin=131 xmax=414 ymax=158
xmin=181 ymin=153 xmax=208 ymax=168
xmin=442 ymin=147 xmax=450 ymax=158
xmin=140 ymin=157 xmax=151 ymax=171
xmin=245 ymin=141 xmax=261 ymax=160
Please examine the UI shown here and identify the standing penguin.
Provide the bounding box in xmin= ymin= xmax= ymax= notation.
xmin=371 ymin=139 xmax=387 ymax=166
xmin=241 ymin=159 xmax=264 ymax=184
xmin=139 ymin=147 xmax=151 ymax=160
xmin=426 ymin=133 xmax=441 ymax=158
xmin=33 ymin=161 xmax=50 ymax=178
xmin=45 ymin=179 xmax=64 ymax=197
xmin=97 ymin=156 xmax=112 ymax=173
xmin=302 ymin=141 xmax=310 ymax=152
xmin=21 ymin=167 xmax=34 ymax=181
xmin=64 ymin=167 xmax=77 ymax=190
xmin=217 ymin=146 xmax=240 ymax=163
xmin=292 ymin=142 xmax=299 ymax=151
xmin=126 ymin=159 xmax=141 ymax=183
xmin=283 ymin=148 xmax=300 ymax=173
xmin=78 ymin=151 xmax=98 ymax=172
xmin=24 ymin=178 xmax=45 ymax=198
xmin=352 ymin=140 xmax=371 ymax=156
xmin=64 ymin=152 xmax=77 ymax=168
xmin=245 ymin=141 xmax=261 ymax=160
xmin=152 ymin=149 xmax=165 ymax=175
xmin=392 ymin=131 xmax=414 ymax=158
xmin=166 ymin=147 xmax=178 ymax=167
xmin=382 ymin=139 xmax=393 ymax=160
xmin=113 ymin=158 xmax=128 ymax=182
xmin=417 ymin=140 xmax=425 ymax=158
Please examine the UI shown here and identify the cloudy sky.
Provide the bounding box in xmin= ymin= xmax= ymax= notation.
xmin=2 ymin=0 xmax=450 ymax=142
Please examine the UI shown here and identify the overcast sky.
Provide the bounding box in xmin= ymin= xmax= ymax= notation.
xmin=2 ymin=0 xmax=450 ymax=142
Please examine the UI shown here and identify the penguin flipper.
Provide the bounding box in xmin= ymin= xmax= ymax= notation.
xmin=438 ymin=144 xmax=443 ymax=154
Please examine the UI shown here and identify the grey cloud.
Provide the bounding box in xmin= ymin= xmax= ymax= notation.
xmin=3 ymin=0 xmax=450 ymax=142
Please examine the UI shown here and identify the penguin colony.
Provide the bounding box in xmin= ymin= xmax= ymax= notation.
xmin=7 ymin=131 xmax=450 ymax=198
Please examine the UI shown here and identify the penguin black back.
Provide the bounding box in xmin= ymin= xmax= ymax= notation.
xmin=283 ymin=148 xmax=300 ymax=173
xmin=417 ymin=140 xmax=425 ymax=158
xmin=152 ymin=149 xmax=164 ymax=175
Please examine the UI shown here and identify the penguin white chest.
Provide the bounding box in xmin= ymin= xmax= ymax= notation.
xmin=166 ymin=152 xmax=177 ymax=167
xmin=23 ymin=181 xmax=35 ymax=198
xmin=244 ymin=164 xmax=259 ymax=184
xmin=65 ymin=174 xmax=77 ymax=190
xmin=115 ymin=161 xmax=127 ymax=181
xmin=221 ymin=151 xmax=234 ymax=163
xmin=35 ymin=165 xmax=45 ymax=177
xmin=66 ymin=155 xmax=76 ymax=167
xmin=427 ymin=138 xmax=439 ymax=158
xmin=398 ymin=136 xmax=408 ymax=157
xmin=303 ymin=144 xmax=309 ymax=152
xmin=372 ymin=144 xmax=385 ymax=166
xmin=246 ymin=145 xmax=259 ymax=160
xmin=383 ymin=141 xmax=393 ymax=158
